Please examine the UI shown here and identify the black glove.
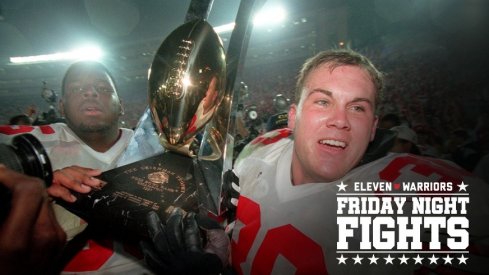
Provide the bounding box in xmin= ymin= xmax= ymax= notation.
xmin=221 ymin=170 xmax=240 ymax=223
xmin=140 ymin=207 xmax=230 ymax=275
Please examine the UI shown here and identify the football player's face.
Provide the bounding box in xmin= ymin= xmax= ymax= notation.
xmin=288 ymin=64 xmax=378 ymax=184
xmin=60 ymin=67 xmax=122 ymax=133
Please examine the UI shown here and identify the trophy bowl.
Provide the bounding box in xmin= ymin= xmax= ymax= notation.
xmin=148 ymin=19 xmax=226 ymax=156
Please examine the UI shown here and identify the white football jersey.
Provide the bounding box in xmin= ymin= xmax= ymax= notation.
xmin=0 ymin=123 xmax=156 ymax=274
xmin=232 ymin=128 xmax=489 ymax=275
xmin=0 ymin=123 xmax=133 ymax=171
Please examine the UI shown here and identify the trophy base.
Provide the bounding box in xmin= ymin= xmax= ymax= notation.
xmin=57 ymin=151 xmax=200 ymax=239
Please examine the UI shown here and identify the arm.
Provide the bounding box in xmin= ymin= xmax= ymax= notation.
xmin=0 ymin=165 xmax=66 ymax=274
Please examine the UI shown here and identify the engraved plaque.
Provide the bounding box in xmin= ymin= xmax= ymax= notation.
xmin=58 ymin=152 xmax=199 ymax=237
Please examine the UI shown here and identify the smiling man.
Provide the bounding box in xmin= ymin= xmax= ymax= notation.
xmin=288 ymin=56 xmax=380 ymax=184
xmin=230 ymin=49 xmax=385 ymax=274
xmin=230 ymin=49 xmax=489 ymax=275
xmin=234 ymin=49 xmax=383 ymax=185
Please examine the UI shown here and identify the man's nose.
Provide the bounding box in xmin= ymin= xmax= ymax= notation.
xmin=326 ymin=107 xmax=350 ymax=130
xmin=82 ymin=85 xmax=99 ymax=97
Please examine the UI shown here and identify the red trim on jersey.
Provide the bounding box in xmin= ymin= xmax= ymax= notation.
xmin=63 ymin=239 xmax=114 ymax=272
xmin=0 ymin=125 xmax=55 ymax=135
xmin=250 ymin=128 xmax=292 ymax=146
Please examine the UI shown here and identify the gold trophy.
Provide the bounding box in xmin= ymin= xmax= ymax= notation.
xmin=145 ymin=18 xmax=229 ymax=217
xmin=149 ymin=20 xmax=226 ymax=157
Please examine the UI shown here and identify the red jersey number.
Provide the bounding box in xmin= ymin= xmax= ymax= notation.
xmin=232 ymin=196 xmax=328 ymax=275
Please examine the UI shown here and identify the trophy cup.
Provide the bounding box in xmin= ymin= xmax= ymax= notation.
xmin=57 ymin=19 xmax=228 ymax=238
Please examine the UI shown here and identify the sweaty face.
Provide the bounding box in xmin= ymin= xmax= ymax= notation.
xmin=61 ymin=67 xmax=122 ymax=133
xmin=288 ymin=65 xmax=378 ymax=184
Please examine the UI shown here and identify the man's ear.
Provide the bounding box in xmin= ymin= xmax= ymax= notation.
xmin=288 ymin=104 xmax=297 ymax=129
xmin=58 ymin=99 xmax=65 ymax=117
xmin=370 ymin=116 xmax=379 ymax=141
xmin=119 ymin=99 xmax=125 ymax=116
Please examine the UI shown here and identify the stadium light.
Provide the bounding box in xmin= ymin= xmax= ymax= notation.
xmin=9 ymin=44 xmax=103 ymax=65
xmin=253 ymin=5 xmax=286 ymax=26
xmin=70 ymin=45 xmax=103 ymax=61
xmin=213 ymin=5 xmax=287 ymax=34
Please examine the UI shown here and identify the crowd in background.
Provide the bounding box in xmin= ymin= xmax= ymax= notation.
xmin=236 ymin=46 xmax=488 ymax=174
xmin=2 ymin=45 xmax=488 ymax=174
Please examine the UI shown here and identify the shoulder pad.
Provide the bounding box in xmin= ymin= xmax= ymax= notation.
xmin=236 ymin=128 xmax=292 ymax=163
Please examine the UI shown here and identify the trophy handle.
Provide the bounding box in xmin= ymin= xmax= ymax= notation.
xmin=199 ymin=126 xmax=223 ymax=161
xmin=116 ymin=108 xmax=165 ymax=167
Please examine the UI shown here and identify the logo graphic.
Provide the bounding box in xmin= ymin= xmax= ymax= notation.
xmin=148 ymin=171 xmax=170 ymax=184
xmin=336 ymin=181 xmax=469 ymax=266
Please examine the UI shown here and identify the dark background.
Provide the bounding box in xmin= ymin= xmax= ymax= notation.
xmin=1 ymin=0 xmax=488 ymax=166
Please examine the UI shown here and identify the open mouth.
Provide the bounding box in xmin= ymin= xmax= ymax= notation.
xmin=319 ymin=139 xmax=347 ymax=149
xmin=82 ymin=106 xmax=103 ymax=115
xmin=81 ymin=102 xmax=102 ymax=111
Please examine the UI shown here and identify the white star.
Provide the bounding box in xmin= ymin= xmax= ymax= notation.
xmin=399 ymin=254 xmax=409 ymax=264
xmin=384 ymin=254 xmax=394 ymax=264
xmin=429 ymin=254 xmax=439 ymax=264
xmin=353 ymin=254 xmax=363 ymax=264
xmin=443 ymin=254 xmax=453 ymax=264
xmin=337 ymin=254 xmax=347 ymax=264
xmin=458 ymin=182 xmax=468 ymax=192
xmin=413 ymin=254 xmax=423 ymax=264
xmin=337 ymin=181 xmax=348 ymax=192
xmin=457 ymin=254 xmax=468 ymax=265
xmin=368 ymin=254 xmax=379 ymax=264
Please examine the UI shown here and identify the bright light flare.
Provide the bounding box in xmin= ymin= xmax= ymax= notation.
xmin=72 ymin=45 xmax=103 ymax=61
xmin=212 ymin=5 xmax=287 ymax=34
xmin=182 ymin=74 xmax=192 ymax=88
xmin=253 ymin=5 xmax=286 ymax=26
xmin=9 ymin=44 xmax=103 ymax=64
xmin=214 ymin=22 xmax=235 ymax=34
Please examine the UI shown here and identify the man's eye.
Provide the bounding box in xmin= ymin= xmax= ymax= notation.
xmin=97 ymin=87 xmax=113 ymax=93
xmin=70 ymin=87 xmax=84 ymax=93
xmin=315 ymin=99 xmax=329 ymax=105
xmin=350 ymin=105 xmax=365 ymax=112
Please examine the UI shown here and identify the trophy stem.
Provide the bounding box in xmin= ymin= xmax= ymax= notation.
xmin=197 ymin=0 xmax=268 ymax=216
